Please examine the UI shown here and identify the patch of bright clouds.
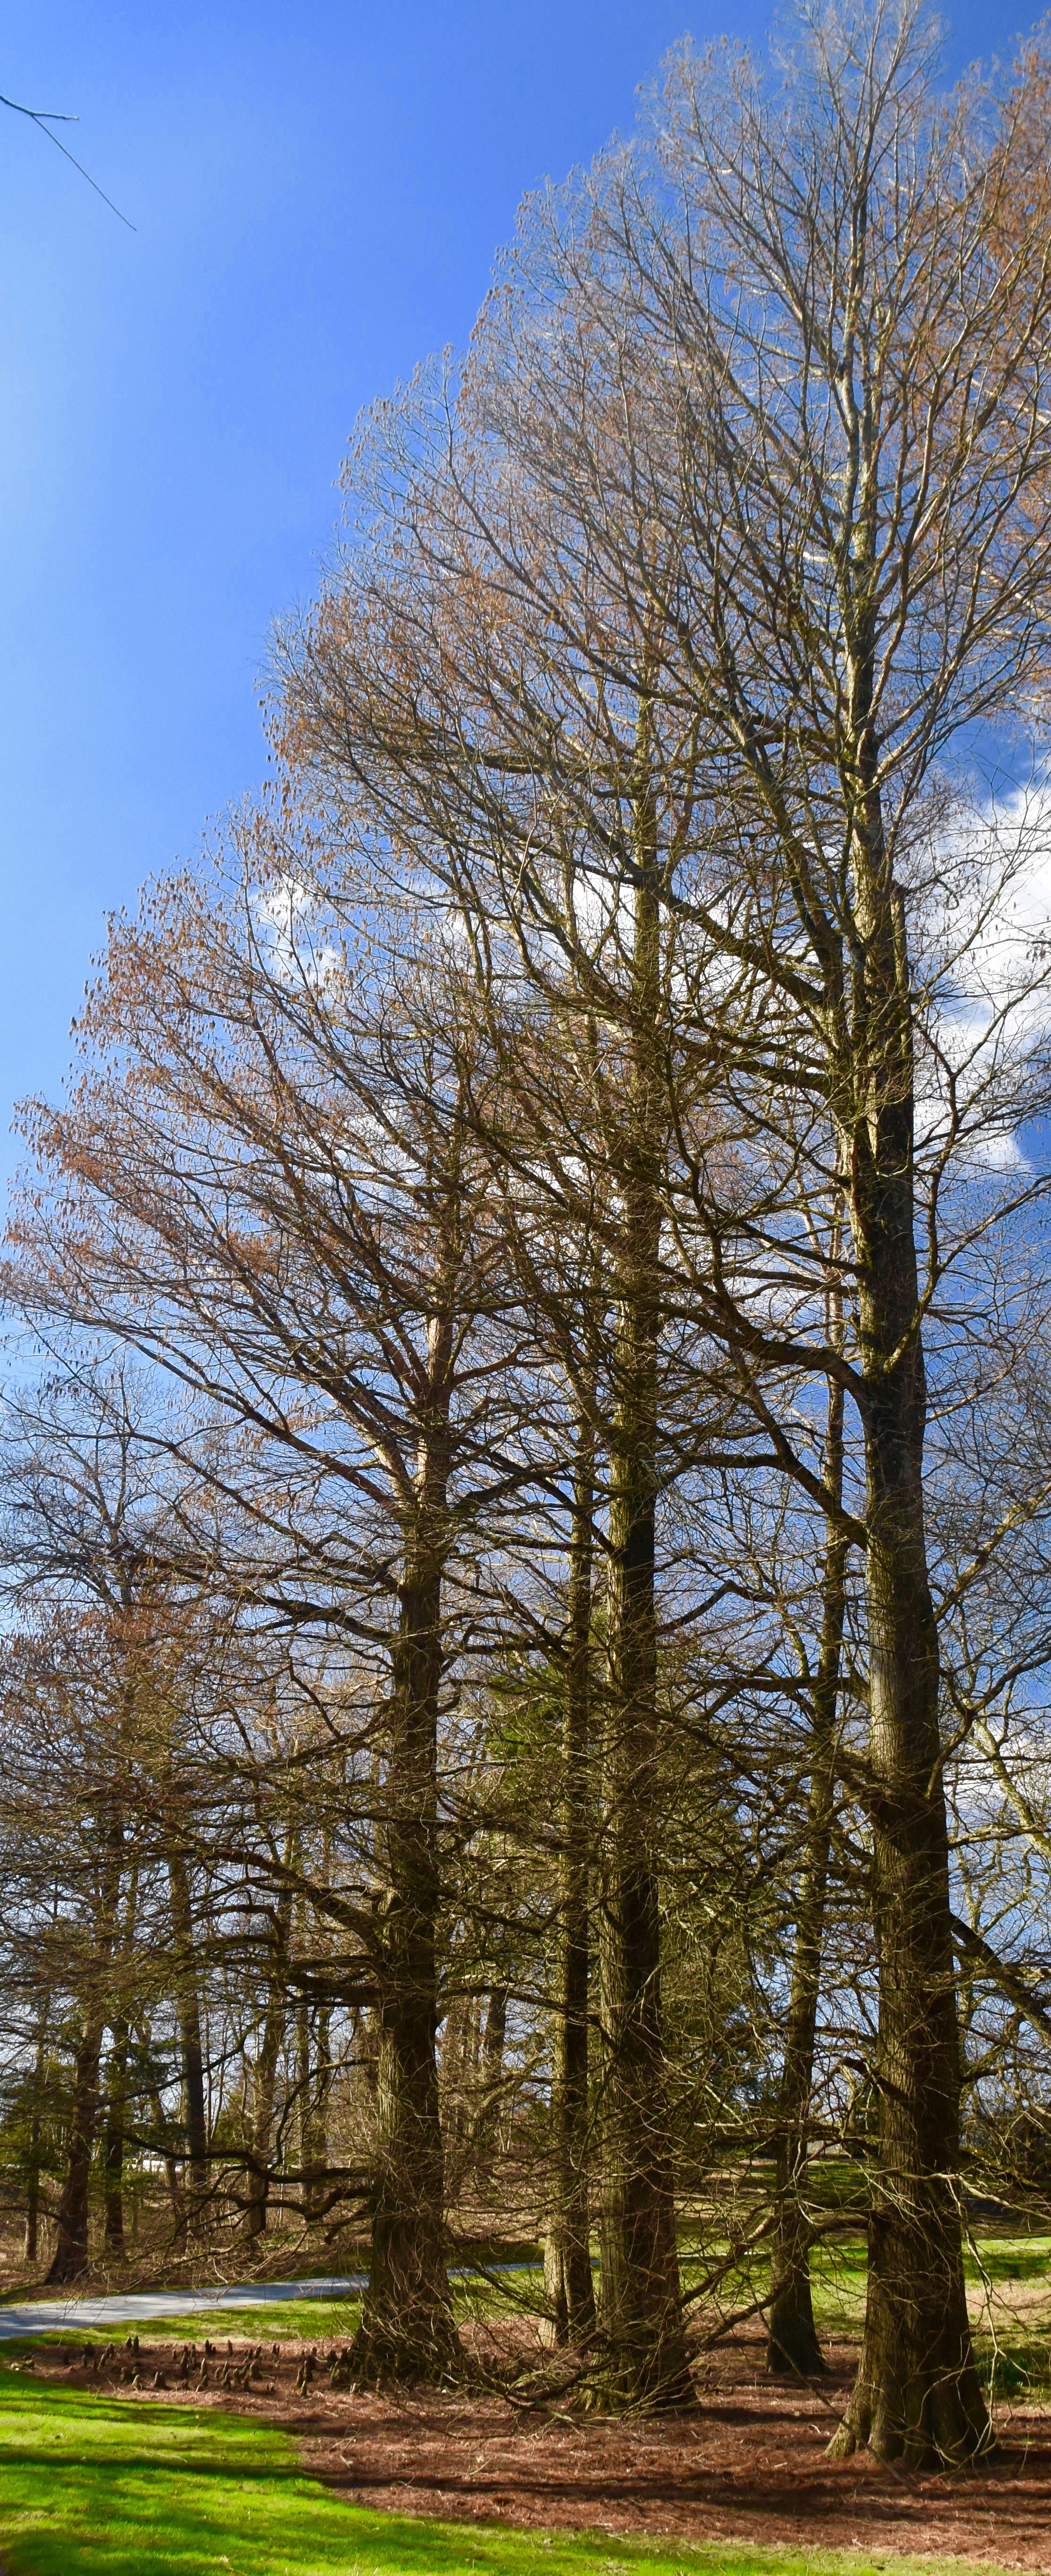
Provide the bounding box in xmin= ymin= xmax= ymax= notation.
xmin=916 ymin=778 xmax=1051 ymax=1177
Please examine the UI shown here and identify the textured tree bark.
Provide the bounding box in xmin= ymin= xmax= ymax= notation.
xmin=350 ymin=1561 xmax=456 ymax=2378
xmin=545 ymin=1399 xmax=597 ymax=2347
xmin=47 ymin=1824 xmax=123 ymax=2284
xmin=473 ymin=1983 xmax=509 ymax=2190
xmin=166 ymin=1844 xmax=208 ymax=2224
xmin=23 ymin=1994 xmax=51 ymax=2267
xmin=768 ymin=1369 xmax=845 ymax=2377
xmin=102 ymin=2024 xmax=128 ymax=2253
xmin=295 ymin=1885 xmax=334 ymax=2230
xmin=47 ymin=2012 xmax=106 ymax=2283
xmin=830 ymin=1311 xmax=988 ymax=2461
xmin=244 ymin=1870 xmax=293 ymax=2239
xmin=103 ymin=1862 xmax=139 ymax=2256
xmin=350 ymin=1313 xmax=457 ymax=2385
xmin=596 ymin=802 xmax=692 ymax=2411
xmin=827 ymin=742 xmax=988 ymax=2463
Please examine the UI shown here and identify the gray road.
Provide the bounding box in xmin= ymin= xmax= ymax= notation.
xmin=0 ymin=2260 xmax=531 ymax=2343
xmin=0 ymin=2272 xmax=368 ymax=2342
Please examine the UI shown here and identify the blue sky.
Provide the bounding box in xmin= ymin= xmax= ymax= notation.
xmin=0 ymin=0 xmax=1028 ymax=1170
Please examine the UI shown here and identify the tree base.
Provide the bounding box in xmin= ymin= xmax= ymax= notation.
xmin=768 ymin=2327 xmax=827 ymax=2378
xmin=46 ymin=2239 xmax=88 ymax=2287
xmin=543 ymin=2237 xmax=597 ymax=2350
xmin=581 ymin=2329 xmax=697 ymax=2414
xmin=827 ymin=2358 xmax=993 ymax=2469
xmin=767 ymin=2284 xmax=827 ymax=2379
xmin=348 ymin=2304 xmax=460 ymax=2389
xmin=827 ymin=2209 xmax=995 ymax=2470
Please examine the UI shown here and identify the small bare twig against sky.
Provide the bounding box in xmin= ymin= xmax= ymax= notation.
xmin=0 ymin=86 xmax=135 ymax=229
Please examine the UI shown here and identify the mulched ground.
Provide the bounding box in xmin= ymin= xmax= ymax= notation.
xmin=18 ymin=2325 xmax=1051 ymax=2572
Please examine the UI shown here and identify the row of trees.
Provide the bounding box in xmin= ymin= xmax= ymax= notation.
xmin=4 ymin=0 xmax=1051 ymax=2472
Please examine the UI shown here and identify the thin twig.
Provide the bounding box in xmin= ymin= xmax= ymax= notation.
xmin=0 ymin=88 xmax=135 ymax=229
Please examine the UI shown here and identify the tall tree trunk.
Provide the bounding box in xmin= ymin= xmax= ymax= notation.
xmin=827 ymin=717 xmax=988 ymax=2461
xmin=545 ymin=1396 xmax=597 ymax=2346
xmin=474 ymin=1982 xmax=509 ymax=2191
xmin=832 ymin=1327 xmax=987 ymax=2460
xmin=47 ymin=2013 xmax=106 ymax=2284
xmin=296 ymin=1989 xmax=313 ymax=2214
xmin=440 ymin=1983 xmax=481 ymax=2201
xmin=102 ymin=1863 xmax=139 ymax=2256
xmin=102 ymin=2027 xmax=128 ymax=2254
xmin=166 ymin=1844 xmax=207 ymax=2225
xmin=140 ymin=2041 xmax=186 ymax=2236
xmin=597 ymin=771 xmax=691 ymax=2410
xmin=23 ymin=1993 xmax=51 ymax=2268
xmin=351 ymin=1315 xmax=457 ymax=2386
xmin=245 ymin=1869 xmax=293 ymax=2239
xmin=768 ymin=1367 xmax=845 ymax=2376
xmin=47 ymin=1822 xmax=123 ymax=2284
xmin=297 ymin=1991 xmax=332 ymax=2222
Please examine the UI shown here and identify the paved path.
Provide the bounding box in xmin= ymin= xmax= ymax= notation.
xmin=0 ymin=2272 xmax=369 ymax=2341
xmin=0 ymin=2260 xmax=532 ymax=2343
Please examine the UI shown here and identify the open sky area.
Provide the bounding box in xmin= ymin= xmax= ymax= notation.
xmin=0 ymin=0 xmax=1033 ymax=1180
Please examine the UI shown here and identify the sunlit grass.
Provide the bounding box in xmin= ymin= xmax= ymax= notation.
xmin=1 ymin=2270 xmax=545 ymax=2352
xmin=963 ymin=2237 xmax=1051 ymax=2286
xmin=2 ymin=2297 xmax=364 ymax=2352
xmin=678 ymin=2230 xmax=1051 ymax=2406
xmin=0 ymin=2370 xmax=1027 ymax=2576
xmin=3 ymin=2233 xmax=1048 ymax=2389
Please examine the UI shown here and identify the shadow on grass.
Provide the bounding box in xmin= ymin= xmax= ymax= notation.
xmin=0 ymin=2370 xmax=1030 ymax=2576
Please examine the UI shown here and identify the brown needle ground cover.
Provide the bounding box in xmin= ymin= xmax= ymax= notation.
xmin=18 ymin=2323 xmax=1051 ymax=2573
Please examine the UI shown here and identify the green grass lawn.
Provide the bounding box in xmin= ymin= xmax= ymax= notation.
xmin=0 ymin=2369 xmax=1022 ymax=2576
xmin=0 ymin=2265 xmax=554 ymax=2354
xmin=6 ymin=2234 xmax=1047 ymax=2362
xmin=674 ymin=2233 xmax=1051 ymax=2402
xmin=3 ymin=2297 xmax=364 ymax=2352
xmin=1 ymin=2269 xmax=552 ymax=2357
xmin=963 ymin=2238 xmax=1051 ymax=2286
xmin=678 ymin=2234 xmax=1051 ymax=2344
xmin=4 ymin=2234 xmax=1047 ymax=2404
xmin=1 ymin=2233 xmax=1048 ymax=2574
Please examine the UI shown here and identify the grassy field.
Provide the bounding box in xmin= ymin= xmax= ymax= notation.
xmin=3 ymin=2234 xmax=1048 ymax=2395
xmin=2 ymin=2296 xmax=365 ymax=2351
xmin=4 ymin=2233 xmax=1047 ymax=2358
xmin=0 ymin=2368 xmax=1024 ymax=2576
xmin=0 ymin=2227 xmax=1047 ymax=2570
xmin=0 ymin=2261 xmax=548 ymax=2352
xmin=676 ymin=2234 xmax=1051 ymax=2339
xmin=0 ymin=2265 xmax=554 ymax=2357
xmin=675 ymin=2232 xmax=1051 ymax=2404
